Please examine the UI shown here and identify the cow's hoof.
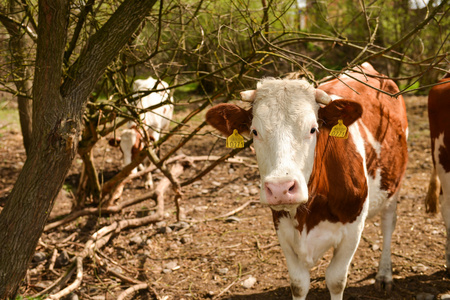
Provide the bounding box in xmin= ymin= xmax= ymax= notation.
xmin=374 ymin=276 xmax=393 ymax=293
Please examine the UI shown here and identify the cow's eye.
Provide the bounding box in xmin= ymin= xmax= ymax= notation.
xmin=310 ymin=127 xmax=318 ymax=134
xmin=252 ymin=129 xmax=258 ymax=137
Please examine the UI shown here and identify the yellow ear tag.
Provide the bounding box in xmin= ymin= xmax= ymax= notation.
xmin=226 ymin=129 xmax=245 ymax=148
xmin=329 ymin=119 xmax=348 ymax=139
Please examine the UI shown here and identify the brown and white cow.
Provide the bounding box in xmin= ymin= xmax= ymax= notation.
xmin=109 ymin=76 xmax=174 ymax=189
xmin=424 ymin=72 xmax=450 ymax=271
xmin=206 ymin=63 xmax=408 ymax=300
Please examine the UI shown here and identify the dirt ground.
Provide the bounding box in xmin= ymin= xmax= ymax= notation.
xmin=1 ymin=95 xmax=450 ymax=300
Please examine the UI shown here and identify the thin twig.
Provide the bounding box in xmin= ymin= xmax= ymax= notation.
xmin=117 ymin=283 xmax=150 ymax=300
xmin=48 ymin=248 xmax=59 ymax=276
xmin=45 ymin=191 xmax=158 ymax=231
xmin=199 ymin=200 xmax=260 ymax=223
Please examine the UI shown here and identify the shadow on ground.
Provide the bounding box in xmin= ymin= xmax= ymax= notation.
xmin=224 ymin=271 xmax=450 ymax=300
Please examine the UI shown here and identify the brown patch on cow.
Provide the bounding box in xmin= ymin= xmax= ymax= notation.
xmin=205 ymin=103 xmax=252 ymax=136
xmin=293 ymin=67 xmax=407 ymax=232
xmin=295 ymin=126 xmax=368 ymax=233
xmin=319 ymin=70 xmax=408 ymax=198
xmin=271 ymin=209 xmax=290 ymax=230
xmin=438 ymin=145 xmax=450 ymax=173
xmin=428 ymin=78 xmax=450 ymax=170
xmin=379 ymin=77 xmax=401 ymax=95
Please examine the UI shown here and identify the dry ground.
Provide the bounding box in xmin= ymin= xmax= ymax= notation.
xmin=0 ymin=95 xmax=449 ymax=300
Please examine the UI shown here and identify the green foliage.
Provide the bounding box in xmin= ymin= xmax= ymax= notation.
xmin=62 ymin=183 xmax=74 ymax=193
xmin=399 ymin=81 xmax=420 ymax=91
xmin=303 ymin=0 xmax=448 ymax=86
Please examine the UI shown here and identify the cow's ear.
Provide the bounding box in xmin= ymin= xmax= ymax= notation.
xmin=206 ymin=103 xmax=253 ymax=136
xmin=318 ymin=99 xmax=363 ymax=128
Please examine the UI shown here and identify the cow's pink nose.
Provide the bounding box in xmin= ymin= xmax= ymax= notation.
xmin=264 ymin=180 xmax=300 ymax=205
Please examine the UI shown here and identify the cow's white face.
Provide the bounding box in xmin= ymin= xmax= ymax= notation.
xmin=250 ymin=79 xmax=321 ymax=209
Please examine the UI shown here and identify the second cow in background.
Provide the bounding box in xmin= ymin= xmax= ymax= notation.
xmin=110 ymin=76 xmax=174 ymax=189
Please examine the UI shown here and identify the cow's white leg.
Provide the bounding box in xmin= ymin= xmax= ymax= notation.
xmin=283 ymin=250 xmax=310 ymax=300
xmin=437 ymin=171 xmax=450 ymax=270
xmin=138 ymin=160 xmax=154 ymax=190
xmin=288 ymin=267 xmax=310 ymax=300
xmin=144 ymin=172 xmax=154 ymax=190
xmin=433 ymin=134 xmax=450 ymax=270
xmin=325 ymin=224 xmax=363 ymax=300
xmin=120 ymin=129 xmax=138 ymax=174
xmin=375 ymin=193 xmax=398 ymax=291
xmin=277 ymin=225 xmax=310 ymax=300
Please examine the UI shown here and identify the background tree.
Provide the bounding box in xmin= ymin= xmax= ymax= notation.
xmin=0 ymin=0 xmax=158 ymax=297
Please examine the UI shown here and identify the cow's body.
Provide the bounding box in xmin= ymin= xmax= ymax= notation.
xmin=206 ymin=63 xmax=408 ymax=299
xmin=110 ymin=76 xmax=173 ymax=189
xmin=425 ymin=73 xmax=450 ymax=270
xmin=131 ymin=77 xmax=174 ymax=143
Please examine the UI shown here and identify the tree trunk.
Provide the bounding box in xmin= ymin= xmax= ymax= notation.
xmin=0 ymin=0 xmax=157 ymax=298
xmin=0 ymin=1 xmax=71 ymax=297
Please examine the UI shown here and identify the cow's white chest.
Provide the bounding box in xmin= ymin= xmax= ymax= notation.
xmin=276 ymin=217 xmax=347 ymax=268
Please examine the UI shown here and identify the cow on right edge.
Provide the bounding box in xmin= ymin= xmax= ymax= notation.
xmin=424 ymin=72 xmax=450 ymax=271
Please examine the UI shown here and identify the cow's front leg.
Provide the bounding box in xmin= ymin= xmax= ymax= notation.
xmin=277 ymin=234 xmax=310 ymax=300
xmin=325 ymin=224 xmax=363 ymax=300
xmin=289 ymin=270 xmax=310 ymax=300
xmin=282 ymin=246 xmax=311 ymax=300
xmin=375 ymin=193 xmax=398 ymax=292
xmin=144 ymin=172 xmax=154 ymax=190
xmin=138 ymin=161 xmax=154 ymax=190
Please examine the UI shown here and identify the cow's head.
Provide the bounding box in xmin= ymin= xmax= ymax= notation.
xmin=206 ymin=79 xmax=362 ymax=210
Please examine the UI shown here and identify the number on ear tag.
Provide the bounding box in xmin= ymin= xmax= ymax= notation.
xmin=329 ymin=119 xmax=348 ymax=139
xmin=226 ymin=129 xmax=245 ymax=148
